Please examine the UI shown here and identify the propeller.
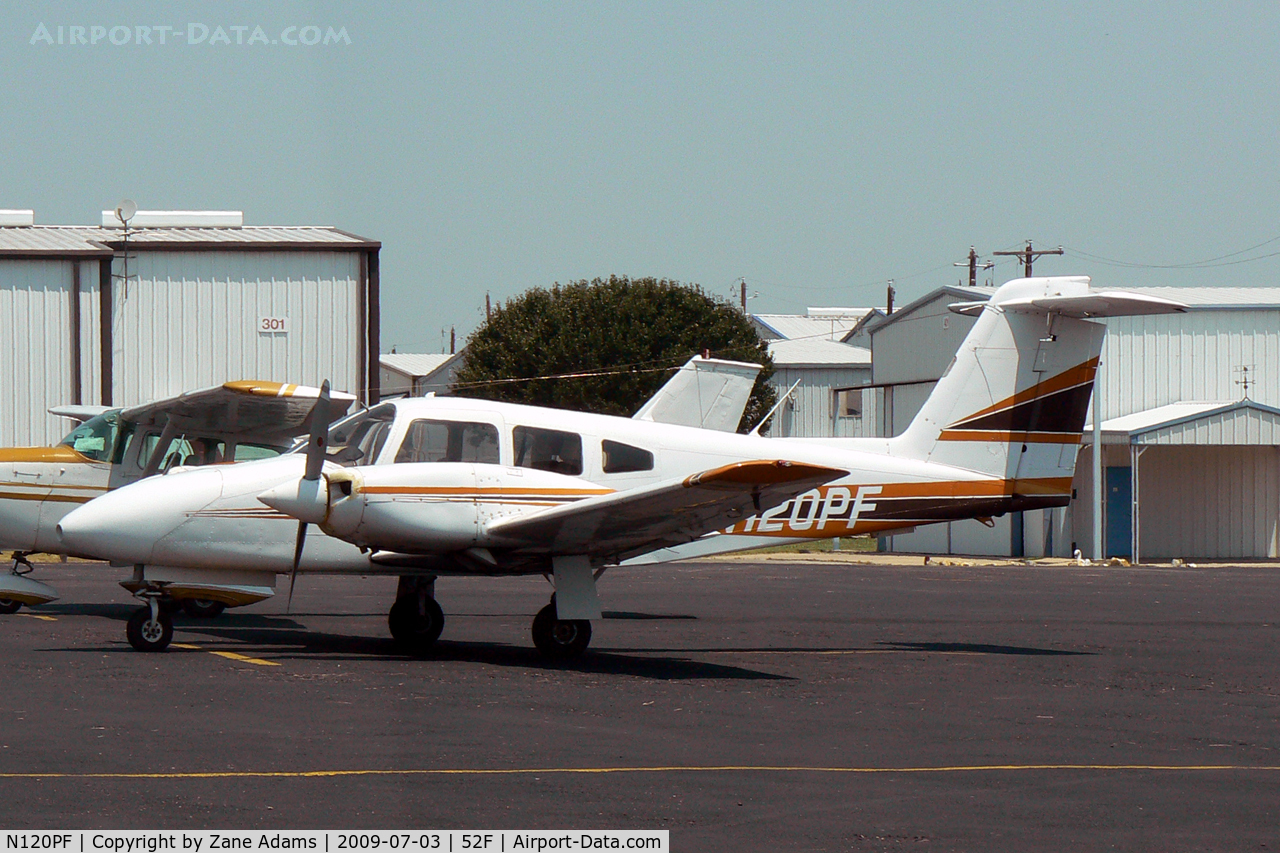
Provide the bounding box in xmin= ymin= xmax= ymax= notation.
xmin=287 ymin=380 xmax=332 ymax=611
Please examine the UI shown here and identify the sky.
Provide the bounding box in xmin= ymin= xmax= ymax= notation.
xmin=6 ymin=1 xmax=1280 ymax=353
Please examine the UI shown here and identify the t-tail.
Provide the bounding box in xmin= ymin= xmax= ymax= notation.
xmin=890 ymin=276 xmax=1185 ymax=510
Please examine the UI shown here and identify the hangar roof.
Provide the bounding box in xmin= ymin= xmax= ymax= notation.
xmin=380 ymin=353 xmax=462 ymax=378
xmin=1118 ymin=287 xmax=1280 ymax=309
xmin=751 ymin=309 xmax=875 ymax=342
xmin=1090 ymin=399 xmax=1280 ymax=445
xmin=0 ymin=225 xmax=379 ymax=257
xmin=768 ymin=338 xmax=871 ymax=368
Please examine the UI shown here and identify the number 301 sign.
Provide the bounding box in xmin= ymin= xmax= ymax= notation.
xmin=257 ymin=316 xmax=290 ymax=334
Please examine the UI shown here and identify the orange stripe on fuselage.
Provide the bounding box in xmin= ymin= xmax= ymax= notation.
xmin=358 ymin=486 xmax=615 ymax=497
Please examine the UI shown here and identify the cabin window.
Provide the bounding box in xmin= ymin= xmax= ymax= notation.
xmin=512 ymin=426 xmax=583 ymax=476
xmin=228 ymin=442 xmax=284 ymax=462
xmin=59 ymin=411 xmax=120 ymax=463
xmin=601 ymin=440 xmax=654 ymax=474
xmin=328 ymin=407 xmax=397 ymax=465
xmin=395 ymin=419 xmax=500 ymax=464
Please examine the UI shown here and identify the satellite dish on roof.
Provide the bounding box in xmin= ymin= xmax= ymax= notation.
xmin=115 ymin=199 xmax=137 ymax=225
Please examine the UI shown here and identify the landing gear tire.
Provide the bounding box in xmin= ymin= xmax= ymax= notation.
xmin=0 ymin=599 xmax=21 ymax=615
xmin=531 ymin=602 xmax=592 ymax=660
xmin=181 ymin=599 xmax=226 ymax=619
xmin=388 ymin=595 xmax=445 ymax=655
xmin=126 ymin=606 xmax=173 ymax=652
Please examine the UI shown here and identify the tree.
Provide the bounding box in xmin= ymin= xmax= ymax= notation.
xmin=453 ymin=276 xmax=776 ymax=432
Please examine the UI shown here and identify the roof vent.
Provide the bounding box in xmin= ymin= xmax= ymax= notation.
xmin=0 ymin=210 xmax=35 ymax=227
xmin=100 ymin=210 xmax=243 ymax=228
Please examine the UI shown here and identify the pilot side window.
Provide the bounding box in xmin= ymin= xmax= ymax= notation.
xmin=395 ymin=419 xmax=500 ymax=464
xmin=328 ymin=411 xmax=396 ymax=465
xmin=512 ymin=426 xmax=583 ymax=476
xmin=601 ymin=440 xmax=654 ymax=474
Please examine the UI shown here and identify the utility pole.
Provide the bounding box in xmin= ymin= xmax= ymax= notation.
xmin=450 ymin=326 xmax=456 ymax=354
xmin=886 ymin=281 xmax=895 ymax=315
xmin=485 ymin=293 xmax=491 ymax=320
xmin=954 ymin=247 xmax=994 ymax=288
xmin=740 ymin=278 xmax=748 ymax=313
xmin=994 ymin=240 xmax=1064 ymax=277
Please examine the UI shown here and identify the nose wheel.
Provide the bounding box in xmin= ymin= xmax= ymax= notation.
xmin=531 ymin=598 xmax=592 ymax=659
xmin=126 ymin=598 xmax=174 ymax=652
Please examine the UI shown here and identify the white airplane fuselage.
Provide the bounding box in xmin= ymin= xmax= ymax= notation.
xmin=56 ymin=394 xmax=1063 ymax=578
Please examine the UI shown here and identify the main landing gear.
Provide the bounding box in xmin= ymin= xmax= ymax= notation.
xmin=531 ymin=595 xmax=592 ymax=660
xmin=388 ymin=576 xmax=444 ymax=655
xmin=385 ymin=577 xmax=595 ymax=660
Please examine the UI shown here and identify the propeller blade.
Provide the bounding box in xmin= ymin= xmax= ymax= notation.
xmin=288 ymin=380 xmax=332 ymax=612
xmin=287 ymin=520 xmax=308 ymax=613
xmin=303 ymin=380 xmax=332 ymax=482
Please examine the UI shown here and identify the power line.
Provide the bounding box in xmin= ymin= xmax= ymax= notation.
xmin=993 ymin=241 xmax=1064 ymax=277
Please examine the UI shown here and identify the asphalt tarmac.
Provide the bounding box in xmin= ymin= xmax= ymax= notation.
xmin=1 ymin=557 xmax=1277 ymax=851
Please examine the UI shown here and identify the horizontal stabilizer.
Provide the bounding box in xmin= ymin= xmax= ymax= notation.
xmin=950 ymin=277 xmax=1187 ymax=318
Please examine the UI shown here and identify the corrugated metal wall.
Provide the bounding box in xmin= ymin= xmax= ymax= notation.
xmin=769 ymin=366 xmax=871 ymax=437
xmin=1138 ymin=446 xmax=1280 ymax=559
xmin=77 ymin=259 xmax=102 ymax=415
xmin=0 ymin=260 xmax=75 ymax=446
xmin=1096 ymin=310 xmax=1280 ymax=420
xmin=112 ymin=251 xmax=361 ymax=405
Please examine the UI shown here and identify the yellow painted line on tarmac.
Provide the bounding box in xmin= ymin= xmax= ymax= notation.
xmin=0 ymin=764 xmax=1278 ymax=780
xmin=15 ymin=613 xmax=57 ymax=622
xmin=209 ymin=651 xmax=281 ymax=667
xmin=169 ymin=642 xmax=279 ymax=667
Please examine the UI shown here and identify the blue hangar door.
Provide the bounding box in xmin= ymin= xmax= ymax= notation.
xmin=1105 ymin=466 xmax=1132 ymax=558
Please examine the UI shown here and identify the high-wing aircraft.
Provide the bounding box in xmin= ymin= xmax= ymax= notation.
xmin=0 ymin=381 xmax=357 ymax=614
xmin=56 ymin=277 xmax=1185 ymax=658
xmin=0 ymin=357 xmax=758 ymax=618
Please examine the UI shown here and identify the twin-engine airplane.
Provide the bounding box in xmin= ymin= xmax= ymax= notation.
xmin=56 ymin=277 xmax=1185 ymax=658
xmin=0 ymin=357 xmax=760 ymax=618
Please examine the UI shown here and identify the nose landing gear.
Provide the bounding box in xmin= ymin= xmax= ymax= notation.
xmin=126 ymin=595 xmax=174 ymax=652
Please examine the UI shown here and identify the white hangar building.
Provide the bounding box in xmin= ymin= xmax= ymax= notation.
xmin=865 ymin=282 xmax=1280 ymax=561
xmin=379 ymin=352 xmax=465 ymax=398
xmin=0 ymin=209 xmax=381 ymax=446
xmin=749 ymin=307 xmax=874 ymax=438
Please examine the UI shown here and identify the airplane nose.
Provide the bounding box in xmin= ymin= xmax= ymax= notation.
xmin=57 ymin=467 xmax=226 ymax=563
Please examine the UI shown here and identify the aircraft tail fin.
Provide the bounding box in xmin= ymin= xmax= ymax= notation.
xmin=891 ymin=277 xmax=1184 ymax=497
xmin=633 ymin=355 xmax=761 ymax=432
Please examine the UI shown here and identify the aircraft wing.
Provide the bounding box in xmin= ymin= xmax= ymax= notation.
xmin=48 ymin=405 xmax=113 ymax=423
xmin=118 ymin=381 xmax=358 ymax=446
xmin=484 ymin=459 xmax=845 ymax=563
xmin=632 ymin=355 xmax=762 ymax=432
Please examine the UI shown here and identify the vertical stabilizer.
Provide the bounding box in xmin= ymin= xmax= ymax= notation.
xmin=891 ymin=277 xmax=1183 ymax=498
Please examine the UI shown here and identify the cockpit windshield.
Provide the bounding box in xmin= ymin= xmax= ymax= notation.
xmin=325 ymin=404 xmax=397 ymax=466
xmin=58 ymin=410 xmax=121 ymax=463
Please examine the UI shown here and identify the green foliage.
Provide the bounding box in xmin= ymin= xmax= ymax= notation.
xmin=453 ymin=276 xmax=777 ymax=432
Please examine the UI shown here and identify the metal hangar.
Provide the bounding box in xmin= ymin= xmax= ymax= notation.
xmin=0 ymin=209 xmax=381 ymax=446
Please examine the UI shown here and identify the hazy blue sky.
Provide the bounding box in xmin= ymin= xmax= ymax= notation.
xmin=7 ymin=2 xmax=1280 ymax=352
